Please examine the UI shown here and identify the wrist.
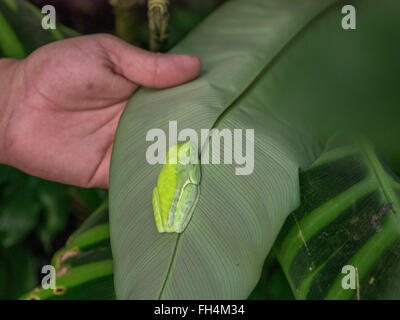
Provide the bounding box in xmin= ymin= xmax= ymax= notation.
xmin=0 ymin=58 xmax=24 ymax=165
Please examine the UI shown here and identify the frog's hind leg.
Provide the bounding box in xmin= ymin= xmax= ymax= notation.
xmin=152 ymin=187 xmax=165 ymax=233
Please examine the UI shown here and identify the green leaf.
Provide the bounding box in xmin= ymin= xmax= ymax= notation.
xmin=0 ymin=183 xmax=40 ymax=247
xmin=248 ymin=0 xmax=400 ymax=169
xmin=109 ymin=0 xmax=330 ymax=299
xmin=248 ymin=252 xmax=294 ymax=300
xmin=274 ymin=137 xmax=400 ymax=299
xmin=0 ymin=164 xmax=24 ymax=185
xmin=0 ymin=166 xmax=72 ymax=249
xmin=0 ymin=0 xmax=78 ymax=58
xmin=0 ymin=245 xmax=37 ymax=299
xmin=71 ymin=187 xmax=108 ymax=212
xmin=20 ymin=203 xmax=115 ymax=300
xmin=36 ymin=180 xmax=71 ymax=252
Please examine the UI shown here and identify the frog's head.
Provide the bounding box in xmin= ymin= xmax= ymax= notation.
xmin=178 ymin=142 xmax=197 ymax=165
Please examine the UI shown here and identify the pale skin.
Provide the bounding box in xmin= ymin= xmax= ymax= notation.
xmin=0 ymin=34 xmax=201 ymax=189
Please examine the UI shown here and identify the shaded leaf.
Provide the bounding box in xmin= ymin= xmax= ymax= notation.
xmin=109 ymin=0 xmax=327 ymax=299
xmin=37 ymin=180 xmax=71 ymax=252
xmin=248 ymin=252 xmax=294 ymax=300
xmin=110 ymin=0 xmax=400 ymax=299
xmin=0 ymin=0 xmax=64 ymax=57
xmin=21 ymin=203 xmax=115 ymax=300
xmin=0 ymin=245 xmax=37 ymax=299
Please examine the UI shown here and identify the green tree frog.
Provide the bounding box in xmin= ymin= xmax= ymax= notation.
xmin=152 ymin=142 xmax=201 ymax=233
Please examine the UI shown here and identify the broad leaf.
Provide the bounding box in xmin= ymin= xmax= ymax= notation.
xmin=274 ymin=138 xmax=400 ymax=299
xmin=109 ymin=0 xmax=328 ymax=299
xmin=248 ymin=252 xmax=294 ymax=300
xmin=248 ymin=0 xmax=400 ymax=170
xmin=21 ymin=203 xmax=115 ymax=300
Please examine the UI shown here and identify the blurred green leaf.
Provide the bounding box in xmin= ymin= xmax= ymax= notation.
xmin=0 ymin=165 xmax=19 ymax=184
xmin=0 ymin=166 xmax=71 ymax=249
xmin=248 ymin=252 xmax=294 ymax=300
xmin=0 ymin=184 xmax=40 ymax=247
xmin=110 ymin=0 xmax=400 ymax=300
xmin=168 ymin=0 xmax=219 ymax=47
xmin=0 ymin=0 xmax=111 ymax=300
xmin=21 ymin=203 xmax=115 ymax=300
xmin=0 ymin=0 xmax=84 ymax=251
xmin=0 ymin=245 xmax=37 ymax=299
xmin=110 ymin=0 xmax=325 ymax=300
xmin=248 ymin=0 xmax=400 ymax=173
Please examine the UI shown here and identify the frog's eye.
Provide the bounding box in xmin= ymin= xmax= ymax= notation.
xmin=178 ymin=142 xmax=196 ymax=164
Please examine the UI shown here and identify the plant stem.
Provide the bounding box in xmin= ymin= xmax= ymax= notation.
xmin=148 ymin=0 xmax=170 ymax=52
xmin=110 ymin=0 xmax=145 ymax=45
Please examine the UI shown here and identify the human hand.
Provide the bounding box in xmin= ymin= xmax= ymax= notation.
xmin=0 ymin=34 xmax=201 ymax=188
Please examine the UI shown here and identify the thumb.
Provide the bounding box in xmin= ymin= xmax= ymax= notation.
xmin=100 ymin=35 xmax=202 ymax=89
